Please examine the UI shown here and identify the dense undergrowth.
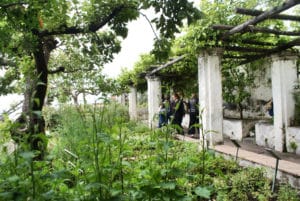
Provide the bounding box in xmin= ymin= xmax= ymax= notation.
xmin=0 ymin=102 xmax=299 ymax=201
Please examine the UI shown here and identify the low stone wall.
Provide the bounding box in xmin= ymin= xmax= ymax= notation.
xmin=286 ymin=127 xmax=300 ymax=154
xmin=223 ymin=119 xmax=243 ymax=140
xmin=223 ymin=118 xmax=260 ymax=141
xmin=255 ymin=123 xmax=300 ymax=155
xmin=255 ymin=122 xmax=274 ymax=149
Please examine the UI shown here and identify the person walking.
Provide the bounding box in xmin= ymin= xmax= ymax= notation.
xmin=158 ymin=102 xmax=167 ymax=128
xmin=188 ymin=93 xmax=199 ymax=136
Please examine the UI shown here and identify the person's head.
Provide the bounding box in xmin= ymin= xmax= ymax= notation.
xmin=172 ymin=93 xmax=180 ymax=101
xmin=165 ymin=94 xmax=170 ymax=101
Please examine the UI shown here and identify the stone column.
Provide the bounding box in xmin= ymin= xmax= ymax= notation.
xmin=271 ymin=52 xmax=298 ymax=152
xmin=117 ymin=93 xmax=126 ymax=105
xmin=198 ymin=48 xmax=224 ymax=146
xmin=128 ymin=86 xmax=138 ymax=121
xmin=146 ymin=75 xmax=162 ymax=129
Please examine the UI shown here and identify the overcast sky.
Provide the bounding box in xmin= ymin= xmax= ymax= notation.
xmin=103 ymin=0 xmax=200 ymax=78
xmin=103 ymin=10 xmax=155 ymax=78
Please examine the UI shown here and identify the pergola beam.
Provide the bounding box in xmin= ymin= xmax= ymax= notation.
xmin=147 ymin=55 xmax=185 ymax=76
xmin=213 ymin=24 xmax=300 ymax=36
xmin=222 ymin=38 xmax=275 ymax=46
xmin=224 ymin=46 xmax=272 ymax=53
xmin=236 ymin=8 xmax=300 ymax=21
xmin=223 ymin=54 xmax=255 ymax=59
xmin=239 ymin=37 xmax=300 ymax=65
xmin=222 ymin=0 xmax=300 ymax=39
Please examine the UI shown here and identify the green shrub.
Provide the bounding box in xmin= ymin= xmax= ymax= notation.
xmin=277 ymin=184 xmax=300 ymax=201
xmin=214 ymin=167 xmax=272 ymax=201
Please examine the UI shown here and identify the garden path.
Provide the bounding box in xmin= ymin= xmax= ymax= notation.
xmin=176 ymin=134 xmax=300 ymax=188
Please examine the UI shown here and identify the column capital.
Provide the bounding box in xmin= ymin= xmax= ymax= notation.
xmin=199 ymin=48 xmax=224 ymax=57
xmin=271 ymin=51 xmax=299 ymax=62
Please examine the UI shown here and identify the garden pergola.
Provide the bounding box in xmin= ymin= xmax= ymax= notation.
xmin=129 ymin=0 xmax=300 ymax=152
xmin=213 ymin=0 xmax=300 ymax=65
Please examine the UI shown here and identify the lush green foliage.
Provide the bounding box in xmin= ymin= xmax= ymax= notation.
xmin=117 ymin=0 xmax=296 ymax=104
xmin=293 ymin=87 xmax=300 ymax=126
xmin=214 ymin=167 xmax=272 ymax=201
xmin=1 ymin=103 xmax=298 ymax=200
xmin=277 ymin=184 xmax=300 ymax=201
xmin=0 ymin=0 xmax=201 ymax=95
xmin=117 ymin=53 xmax=157 ymax=92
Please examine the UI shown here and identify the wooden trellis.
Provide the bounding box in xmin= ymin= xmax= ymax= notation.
xmin=212 ymin=0 xmax=300 ymax=65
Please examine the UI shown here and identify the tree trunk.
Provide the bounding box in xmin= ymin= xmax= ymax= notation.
xmin=12 ymin=37 xmax=56 ymax=160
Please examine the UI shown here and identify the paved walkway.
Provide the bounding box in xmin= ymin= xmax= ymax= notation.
xmin=175 ymin=135 xmax=300 ymax=178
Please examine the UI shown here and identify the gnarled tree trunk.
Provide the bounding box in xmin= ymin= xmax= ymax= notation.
xmin=12 ymin=37 xmax=57 ymax=160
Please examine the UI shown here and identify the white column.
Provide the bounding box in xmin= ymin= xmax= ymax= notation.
xmin=117 ymin=94 xmax=126 ymax=105
xmin=128 ymin=86 xmax=138 ymax=121
xmin=271 ymin=53 xmax=298 ymax=152
xmin=198 ymin=48 xmax=224 ymax=146
xmin=146 ymin=76 xmax=162 ymax=129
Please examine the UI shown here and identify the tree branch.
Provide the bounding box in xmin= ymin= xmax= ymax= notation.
xmin=139 ymin=12 xmax=159 ymax=40
xmin=0 ymin=2 xmax=27 ymax=9
xmin=48 ymin=66 xmax=65 ymax=74
xmin=34 ymin=5 xmax=126 ymax=37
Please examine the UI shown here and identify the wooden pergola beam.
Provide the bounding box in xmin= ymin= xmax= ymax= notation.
xmin=236 ymin=8 xmax=300 ymax=21
xmin=147 ymin=55 xmax=185 ymax=76
xmin=222 ymin=38 xmax=275 ymax=46
xmin=224 ymin=46 xmax=272 ymax=53
xmin=213 ymin=24 xmax=300 ymax=36
xmin=223 ymin=54 xmax=255 ymax=59
xmin=222 ymin=0 xmax=300 ymax=39
xmin=239 ymin=37 xmax=300 ymax=65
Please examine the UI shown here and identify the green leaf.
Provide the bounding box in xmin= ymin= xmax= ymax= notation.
xmin=160 ymin=182 xmax=176 ymax=190
xmin=20 ymin=151 xmax=36 ymax=160
xmin=194 ymin=186 xmax=211 ymax=199
xmin=121 ymin=160 xmax=131 ymax=167
xmin=7 ymin=175 xmax=20 ymax=182
xmin=84 ymin=182 xmax=102 ymax=191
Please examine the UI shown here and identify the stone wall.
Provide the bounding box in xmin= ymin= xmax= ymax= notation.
xmin=255 ymin=122 xmax=274 ymax=149
xmin=223 ymin=118 xmax=259 ymax=141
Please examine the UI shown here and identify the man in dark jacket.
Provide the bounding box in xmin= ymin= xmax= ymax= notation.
xmin=170 ymin=93 xmax=185 ymax=134
xmin=188 ymin=93 xmax=199 ymax=135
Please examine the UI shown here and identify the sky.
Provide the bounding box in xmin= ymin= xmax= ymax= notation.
xmin=102 ymin=11 xmax=155 ymax=78
xmin=103 ymin=0 xmax=201 ymax=78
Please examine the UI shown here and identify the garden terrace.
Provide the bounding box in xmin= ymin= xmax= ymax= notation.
xmin=128 ymin=0 xmax=300 ymax=163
